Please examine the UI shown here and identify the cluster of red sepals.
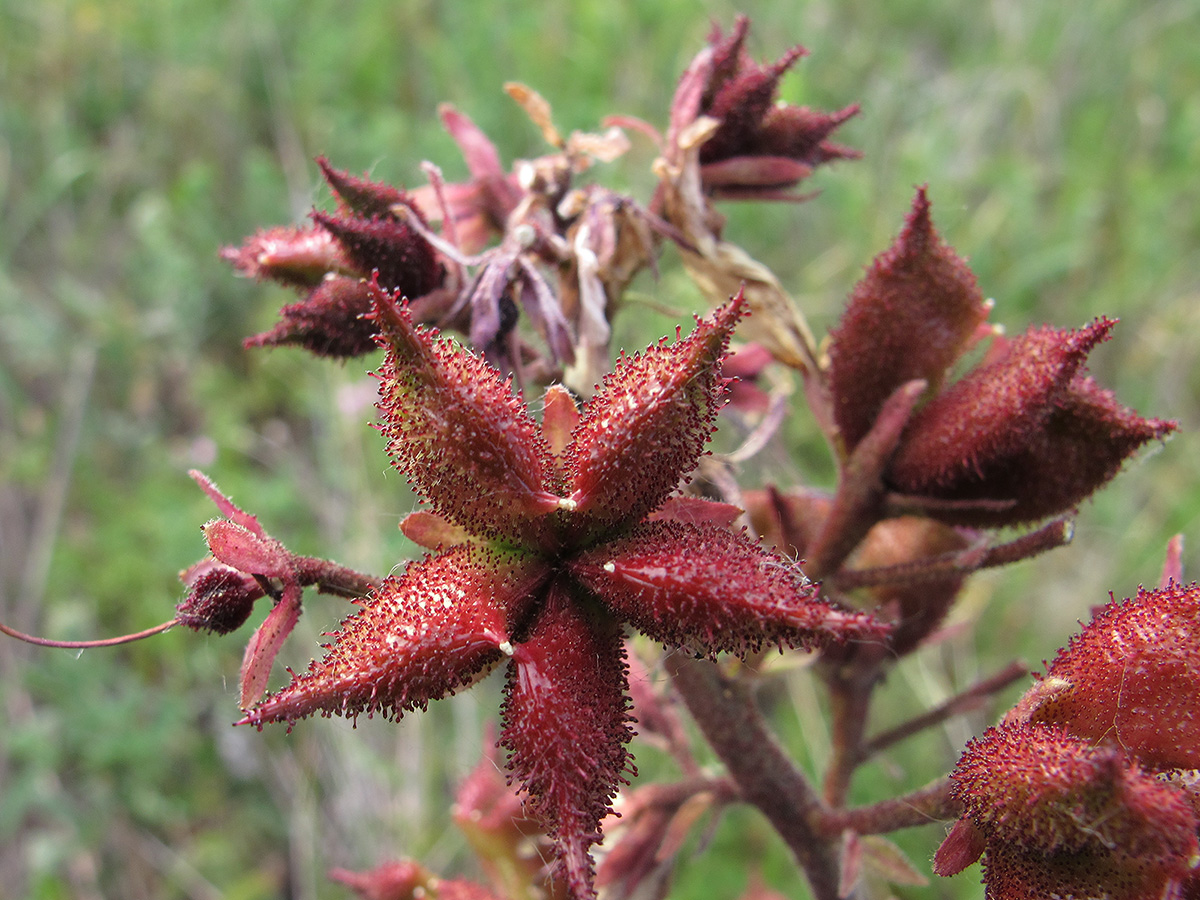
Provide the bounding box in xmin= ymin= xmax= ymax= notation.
xmin=936 ymin=572 xmax=1200 ymax=898
xmin=8 ymin=14 xmax=1190 ymax=900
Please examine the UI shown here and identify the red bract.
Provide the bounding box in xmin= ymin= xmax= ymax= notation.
xmin=239 ymin=287 xmax=886 ymax=900
xmin=828 ymin=187 xmax=1175 ymax=527
xmin=938 ymin=723 xmax=1199 ymax=898
xmin=1026 ymin=583 xmax=1200 ymax=770
xmin=668 ymin=16 xmax=859 ymax=200
xmin=222 ymin=158 xmax=444 ymax=358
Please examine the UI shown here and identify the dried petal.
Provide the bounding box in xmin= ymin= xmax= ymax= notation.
xmin=372 ymin=286 xmax=563 ymax=542
xmin=500 ymin=583 xmax=633 ymax=900
xmin=1029 ymin=583 xmax=1200 ymax=769
xmin=571 ymin=520 xmax=886 ymax=657
xmin=828 ymin=187 xmax=990 ymax=451
xmin=242 ymin=547 xmax=535 ymax=727
xmin=564 ymin=295 xmax=745 ymax=534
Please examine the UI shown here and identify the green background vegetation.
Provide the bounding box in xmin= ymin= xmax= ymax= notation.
xmin=1 ymin=0 xmax=1197 ymax=897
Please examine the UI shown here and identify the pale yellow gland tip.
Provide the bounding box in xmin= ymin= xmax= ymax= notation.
xmin=603 ymin=561 xmax=616 ymax=573
xmin=498 ymin=640 xmax=515 ymax=657
xmin=557 ymin=496 xmax=578 ymax=512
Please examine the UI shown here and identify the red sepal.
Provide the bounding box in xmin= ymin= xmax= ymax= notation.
xmin=500 ymin=583 xmax=633 ymax=900
xmin=312 ymin=210 xmax=443 ymax=299
xmin=220 ymin=225 xmax=345 ymax=288
xmin=890 ymin=320 xmax=1176 ymax=525
xmin=242 ymin=546 xmax=532 ymax=727
xmin=244 ymin=276 xmax=380 ymax=359
xmin=571 ymin=520 xmax=887 ymax=657
xmin=239 ymin=580 xmax=303 ymax=708
xmin=317 ymin=156 xmax=410 ymax=219
xmin=372 ymin=286 xmax=563 ymax=543
xmin=828 ymin=187 xmax=989 ymax=451
xmin=565 ymin=295 xmax=745 ymax=535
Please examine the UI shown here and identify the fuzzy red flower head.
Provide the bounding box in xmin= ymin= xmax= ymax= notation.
xmin=938 ymin=583 xmax=1200 ymax=897
xmin=828 ymin=187 xmax=1175 ymax=527
xmin=222 ymin=157 xmax=444 ymax=358
xmin=239 ymin=285 xmax=886 ymax=900
xmin=937 ymin=723 xmax=1199 ymax=898
xmin=666 ymin=15 xmax=859 ymax=200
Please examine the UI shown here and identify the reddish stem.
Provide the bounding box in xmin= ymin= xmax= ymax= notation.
xmin=817 ymin=776 xmax=960 ymax=835
xmin=666 ymin=654 xmax=843 ymax=900
xmin=0 ymin=618 xmax=177 ymax=648
xmin=820 ymin=653 xmax=885 ymax=807
xmin=858 ymin=660 xmax=1028 ymax=762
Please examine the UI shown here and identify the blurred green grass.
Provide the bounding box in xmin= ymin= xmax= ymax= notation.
xmin=1 ymin=1 xmax=1197 ymax=898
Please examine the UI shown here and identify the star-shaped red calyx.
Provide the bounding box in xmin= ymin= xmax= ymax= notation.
xmin=238 ymin=284 xmax=885 ymax=899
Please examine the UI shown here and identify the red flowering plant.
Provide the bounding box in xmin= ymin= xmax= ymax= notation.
xmin=3 ymin=14 xmax=1192 ymax=900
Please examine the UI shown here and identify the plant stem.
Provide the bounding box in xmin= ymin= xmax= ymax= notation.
xmin=817 ymin=776 xmax=959 ymax=835
xmin=665 ymin=654 xmax=844 ymax=900
xmin=820 ymin=655 xmax=883 ymax=807
xmin=858 ymin=660 xmax=1028 ymax=762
